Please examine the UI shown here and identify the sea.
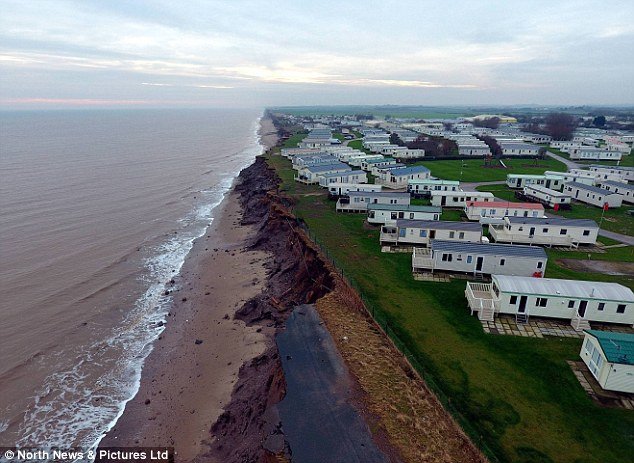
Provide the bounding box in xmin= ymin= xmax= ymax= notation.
xmin=0 ymin=108 xmax=264 ymax=452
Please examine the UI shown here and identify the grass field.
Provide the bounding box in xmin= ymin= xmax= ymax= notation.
xmin=264 ymin=148 xmax=634 ymax=463
xmin=475 ymin=185 xmax=634 ymax=235
xmin=410 ymin=158 xmax=567 ymax=182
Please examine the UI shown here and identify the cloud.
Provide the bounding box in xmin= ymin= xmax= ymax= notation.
xmin=1 ymin=0 xmax=633 ymax=107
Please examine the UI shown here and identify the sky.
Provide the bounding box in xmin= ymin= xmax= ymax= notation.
xmin=1 ymin=0 xmax=633 ymax=109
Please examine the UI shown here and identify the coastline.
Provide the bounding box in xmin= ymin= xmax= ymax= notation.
xmin=100 ymin=116 xmax=279 ymax=460
xmin=103 ymin=113 xmax=484 ymax=463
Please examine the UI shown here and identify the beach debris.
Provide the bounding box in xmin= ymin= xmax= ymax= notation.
xmin=164 ymin=290 xmax=170 ymax=296
xmin=194 ymin=339 xmax=203 ymax=345
xmin=181 ymin=297 xmax=187 ymax=302
xmin=144 ymin=399 xmax=151 ymax=405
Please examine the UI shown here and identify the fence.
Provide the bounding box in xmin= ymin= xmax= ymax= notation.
xmin=300 ymin=221 xmax=500 ymax=462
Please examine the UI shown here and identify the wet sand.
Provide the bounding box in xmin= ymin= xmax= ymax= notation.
xmin=100 ymin=118 xmax=279 ymax=461
xmin=100 ymin=190 xmax=271 ymax=460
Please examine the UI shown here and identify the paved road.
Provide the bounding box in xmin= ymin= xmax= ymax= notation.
xmin=545 ymin=150 xmax=580 ymax=170
xmin=461 ymin=180 xmax=505 ymax=192
xmin=275 ymin=305 xmax=388 ymax=463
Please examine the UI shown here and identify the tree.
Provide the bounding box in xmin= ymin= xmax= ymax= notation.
xmin=473 ymin=117 xmax=500 ymax=129
xmin=593 ymin=115 xmax=606 ymax=127
xmin=544 ymin=113 xmax=576 ymax=141
xmin=477 ymin=135 xmax=502 ymax=158
xmin=389 ymin=133 xmax=404 ymax=146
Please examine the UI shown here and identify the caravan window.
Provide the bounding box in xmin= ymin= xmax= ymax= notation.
xmin=500 ymin=259 xmax=505 ymax=266
xmin=391 ymin=212 xmax=397 ymax=219
xmin=509 ymin=295 xmax=517 ymax=304
xmin=399 ymin=228 xmax=406 ymax=237
xmin=598 ymin=303 xmax=605 ymax=311
xmin=420 ymin=230 xmax=428 ymax=237
xmin=560 ymin=229 xmax=567 ymax=235
xmin=568 ymin=300 xmax=575 ymax=308
xmin=617 ymin=304 xmax=626 ymax=314
xmin=409 ymin=213 xmax=415 ymax=219
xmin=466 ymin=255 xmax=473 ymax=264
xmin=536 ymin=298 xmax=548 ymax=307
xmin=449 ymin=231 xmax=455 ymax=239
xmin=441 ymin=253 xmax=452 ymax=262
xmin=583 ymin=230 xmax=590 ymax=236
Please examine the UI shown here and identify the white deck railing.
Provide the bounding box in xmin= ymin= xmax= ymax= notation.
xmin=464 ymin=282 xmax=496 ymax=321
xmin=412 ymin=247 xmax=433 ymax=270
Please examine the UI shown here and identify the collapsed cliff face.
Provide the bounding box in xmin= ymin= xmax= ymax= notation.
xmin=204 ymin=156 xmax=336 ymax=463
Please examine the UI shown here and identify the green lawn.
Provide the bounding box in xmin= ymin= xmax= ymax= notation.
xmin=410 ymin=158 xmax=567 ymax=182
xmin=281 ymin=132 xmax=307 ymax=148
xmin=476 ymin=184 xmax=517 ymax=201
xmin=347 ymin=139 xmax=372 ymax=154
xmin=264 ymin=149 xmax=634 ymax=463
xmin=475 ymin=185 xmax=634 ymax=236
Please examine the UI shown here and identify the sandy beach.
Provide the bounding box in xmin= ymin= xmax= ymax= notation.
xmin=100 ymin=118 xmax=279 ymax=461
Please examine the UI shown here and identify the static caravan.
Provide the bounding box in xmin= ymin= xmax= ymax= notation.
xmin=381 ymin=221 xmax=481 ymax=247
xmin=521 ymin=185 xmax=572 ymax=209
xmin=408 ymin=179 xmax=460 ymax=198
xmin=295 ymin=163 xmax=351 ymax=184
xmin=465 ymin=275 xmax=634 ymax=330
xmin=506 ymin=173 xmax=564 ymax=190
xmin=347 ymin=154 xmax=384 ymax=167
xmin=378 ymin=166 xmax=431 ymax=189
xmin=464 ymin=201 xmax=545 ymax=221
xmin=569 ymin=148 xmax=622 ymax=161
xmin=298 ymin=138 xmax=333 ymax=149
xmin=500 ymin=143 xmax=540 ymax=156
xmin=458 ymin=145 xmax=491 ymax=157
xmin=412 ymin=240 xmax=547 ymax=277
xmin=292 ymin=154 xmax=337 ymax=168
xmin=318 ymin=170 xmax=368 ymax=187
xmin=367 ymin=204 xmax=441 ymax=225
xmin=391 ymin=148 xmax=425 ymax=159
xmin=336 ymin=191 xmax=410 ymax=213
xmin=370 ymin=162 xmax=404 ymax=174
xmin=568 ymin=168 xmax=626 ymax=184
xmin=563 ymin=182 xmax=624 ymax=208
xmin=430 ymin=190 xmax=494 ymax=207
xmin=598 ymin=181 xmax=634 ymax=204
xmin=361 ymin=157 xmax=397 ymax=171
xmin=327 ymin=183 xmax=381 ymax=197
xmin=337 ymin=151 xmax=368 ymax=163
xmin=281 ymin=147 xmax=320 ymax=159
xmin=489 ymin=217 xmax=599 ymax=247
xmin=543 ymin=170 xmax=596 ymax=187
xmin=589 ymin=165 xmax=634 ymax=183
xmin=580 ymin=331 xmax=634 ymax=393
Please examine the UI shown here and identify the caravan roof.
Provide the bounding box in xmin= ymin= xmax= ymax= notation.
xmin=431 ymin=240 xmax=546 ymax=258
xmin=493 ymin=275 xmax=634 ymax=302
